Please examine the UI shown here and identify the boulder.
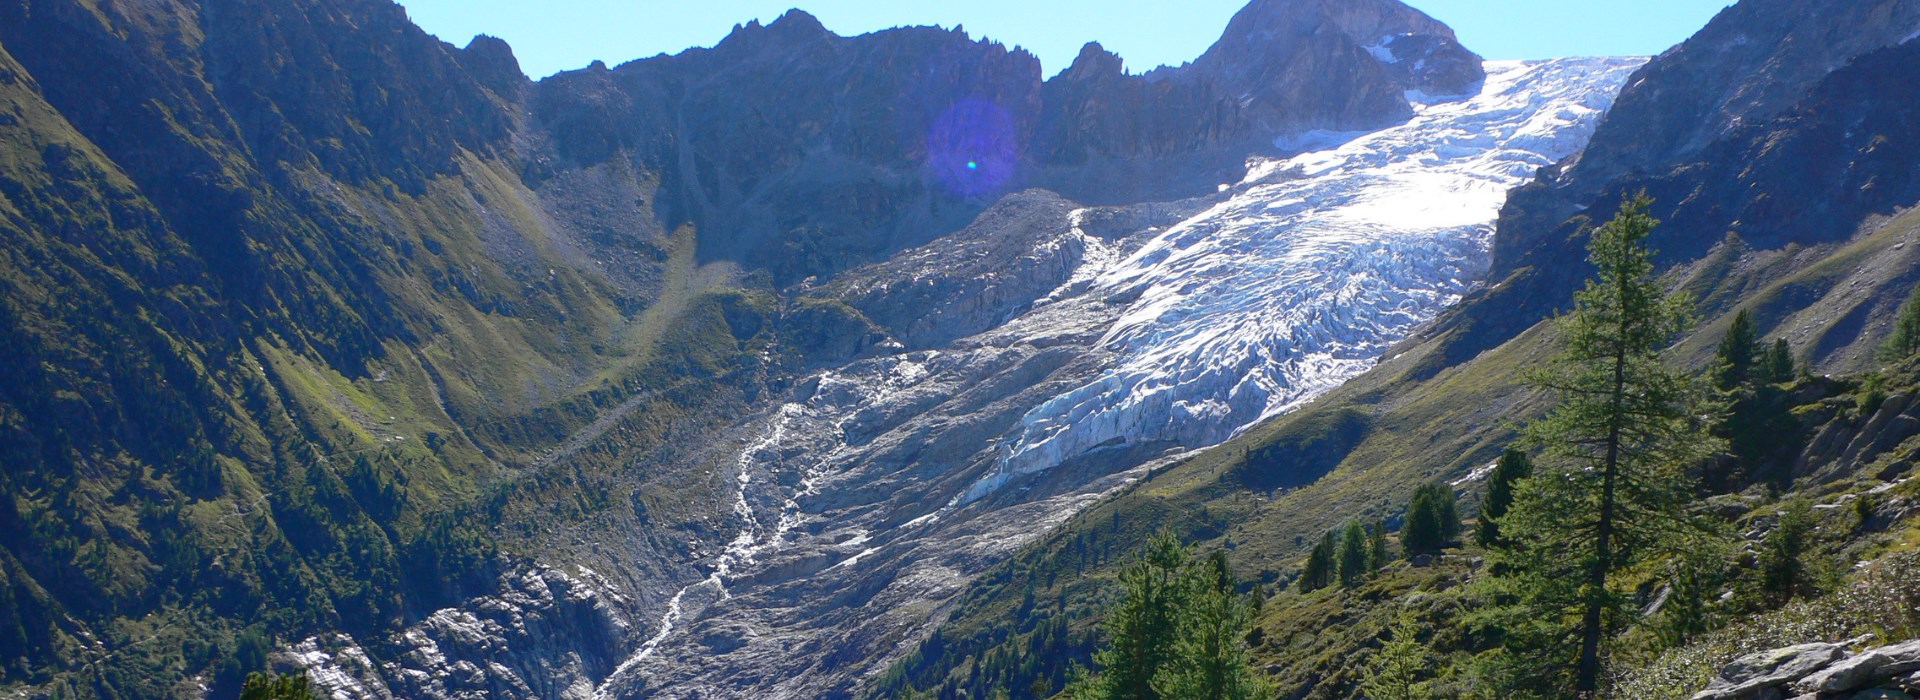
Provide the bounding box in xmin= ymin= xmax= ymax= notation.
xmin=1876 ymin=640 xmax=1920 ymax=677
xmin=1796 ymin=651 xmax=1894 ymax=694
xmin=1693 ymin=643 xmax=1846 ymax=700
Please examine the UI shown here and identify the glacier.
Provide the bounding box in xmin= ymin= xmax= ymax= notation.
xmin=982 ymin=57 xmax=1646 ymax=494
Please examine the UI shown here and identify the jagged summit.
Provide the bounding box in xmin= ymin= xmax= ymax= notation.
xmin=1062 ymin=41 xmax=1127 ymax=79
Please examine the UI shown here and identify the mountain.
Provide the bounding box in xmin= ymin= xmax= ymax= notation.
xmin=6 ymin=0 xmax=1919 ymax=697
xmin=0 ymin=0 xmax=1490 ymax=697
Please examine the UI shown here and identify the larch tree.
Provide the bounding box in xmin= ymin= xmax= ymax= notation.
xmin=1495 ymin=194 xmax=1722 ymax=695
xmin=1338 ymin=520 xmax=1371 ymax=587
xmin=1881 ymin=282 xmax=1920 ymax=362
xmin=1085 ymin=533 xmax=1188 ymax=700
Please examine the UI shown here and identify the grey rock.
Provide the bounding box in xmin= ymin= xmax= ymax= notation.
xmin=1796 ymin=651 xmax=1894 ymax=694
xmin=1694 ymin=643 xmax=1846 ymax=700
xmin=1875 ymin=640 xmax=1920 ymax=676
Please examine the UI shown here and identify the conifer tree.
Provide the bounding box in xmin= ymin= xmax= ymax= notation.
xmin=1301 ymin=530 xmax=1337 ymax=592
xmin=1713 ymin=309 xmax=1761 ymax=390
xmin=1475 ymin=449 xmax=1533 ymax=548
xmin=1153 ymin=563 xmax=1272 ymax=700
xmin=1881 ymin=283 xmax=1920 ymax=362
xmin=1338 ymin=520 xmax=1371 ymax=587
xmin=1403 ymin=483 xmax=1459 ymax=557
xmin=1763 ymin=338 xmax=1795 ymax=383
xmin=1086 ymin=533 xmax=1188 ymax=700
xmin=1077 ymin=538 xmax=1271 ymax=700
xmin=1362 ymin=618 xmax=1433 ymax=700
xmin=1494 ymin=194 xmax=1721 ymax=694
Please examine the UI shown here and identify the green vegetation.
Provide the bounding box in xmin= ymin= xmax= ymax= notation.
xmin=1880 ymin=282 xmax=1920 ymax=362
xmin=239 ymin=672 xmax=319 ymax=700
xmin=1474 ymin=449 xmax=1531 ymax=548
xmin=1301 ymin=530 xmax=1338 ymax=593
xmin=1070 ymin=535 xmax=1269 ymax=700
xmin=1402 ymin=483 xmax=1460 ymax=558
xmin=1489 ymin=194 xmax=1722 ymax=694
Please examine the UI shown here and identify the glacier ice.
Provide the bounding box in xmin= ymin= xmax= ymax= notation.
xmin=983 ymin=57 xmax=1646 ymax=494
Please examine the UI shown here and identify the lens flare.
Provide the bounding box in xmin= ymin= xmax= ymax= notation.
xmin=928 ymin=99 xmax=1016 ymax=198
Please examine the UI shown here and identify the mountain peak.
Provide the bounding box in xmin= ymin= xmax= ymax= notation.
xmin=1062 ymin=41 xmax=1125 ymax=80
xmin=769 ymin=8 xmax=828 ymax=34
xmin=1168 ymin=0 xmax=1481 ymax=134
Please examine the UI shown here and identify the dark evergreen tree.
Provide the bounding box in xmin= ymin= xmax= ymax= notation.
xmin=1476 ymin=449 xmax=1533 ymax=548
xmin=1300 ymin=530 xmax=1337 ymax=592
xmin=1763 ymin=339 xmax=1795 ymax=383
xmin=1494 ymin=195 xmax=1721 ymax=694
xmin=1403 ymin=483 xmax=1459 ymax=557
xmin=1713 ymin=309 xmax=1761 ymax=390
xmin=1338 ymin=520 xmax=1371 ymax=587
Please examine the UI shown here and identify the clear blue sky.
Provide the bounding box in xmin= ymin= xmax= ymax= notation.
xmin=396 ymin=0 xmax=1734 ymax=80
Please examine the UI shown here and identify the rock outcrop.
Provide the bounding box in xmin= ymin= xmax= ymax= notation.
xmin=1694 ymin=639 xmax=1920 ymax=699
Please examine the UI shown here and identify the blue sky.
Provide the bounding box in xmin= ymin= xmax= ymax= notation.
xmin=396 ymin=0 xmax=1735 ymax=80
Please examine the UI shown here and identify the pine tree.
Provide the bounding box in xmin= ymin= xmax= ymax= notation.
xmin=1087 ymin=533 xmax=1188 ymax=700
xmin=1881 ymin=283 xmax=1920 ymax=363
xmin=1338 ymin=520 xmax=1371 ymax=587
xmin=1475 ymin=449 xmax=1533 ymax=548
xmin=1712 ymin=309 xmax=1761 ymax=390
xmin=1763 ymin=339 xmax=1795 ymax=383
xmin=1495 ymin=194 xmax=1722 ymax=694
xmin=1403 ymin=483 xmax=1459 ymax=557
xmin=1300 ymin=530 xmax=1337 ymax=592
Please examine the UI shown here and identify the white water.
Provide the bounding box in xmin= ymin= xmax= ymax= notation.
xmin=967 ymin=57 xmax=1646 ymax=499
